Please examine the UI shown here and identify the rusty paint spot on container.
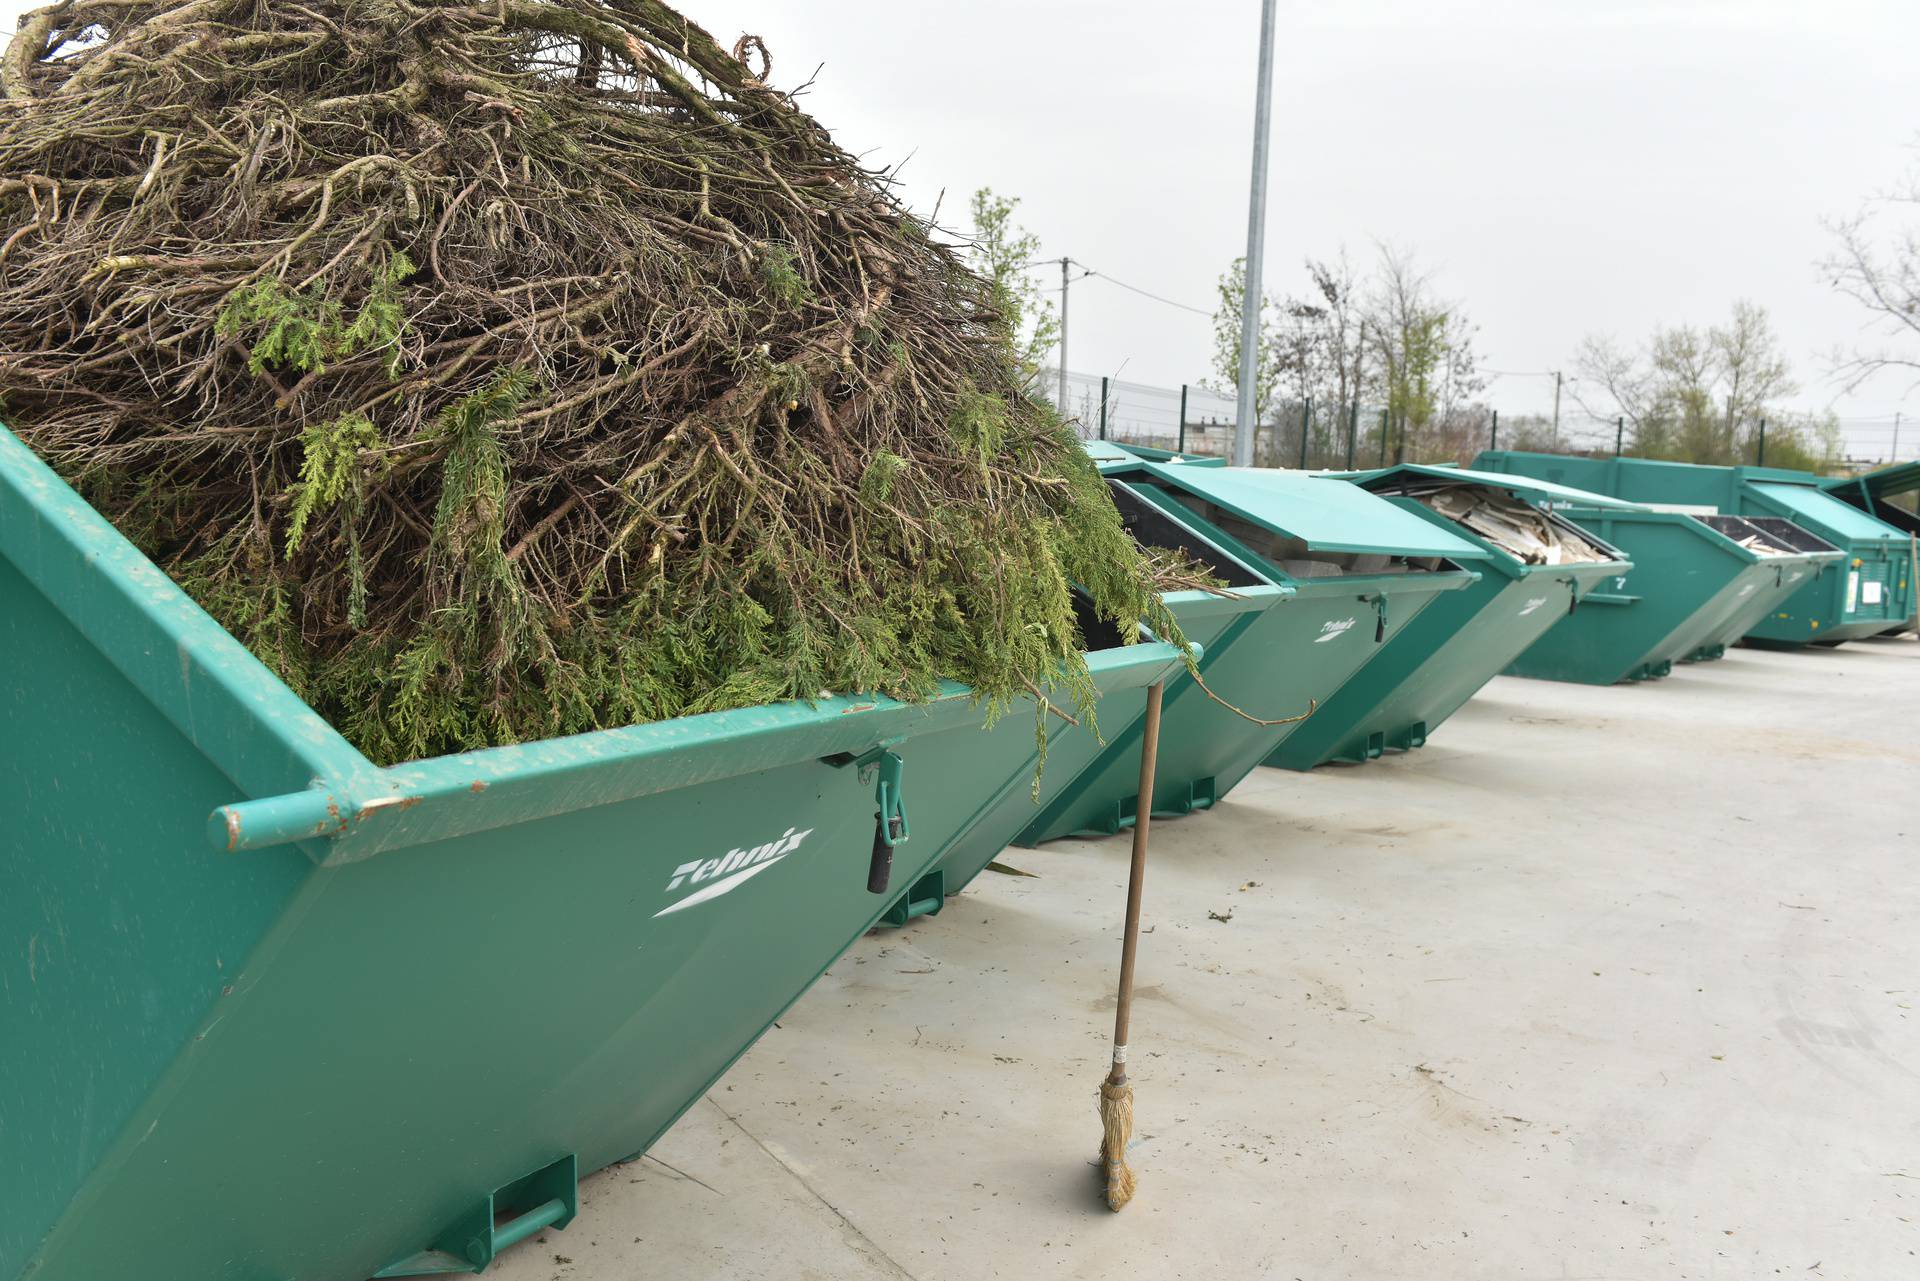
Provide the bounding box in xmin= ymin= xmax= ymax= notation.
xmin=355 ymin=794 xmax=423 ymax=821
xmin=470 ymin=780 xmax=488 ymax=794
xmin=223 ymin=809 xmax=242 ymax=852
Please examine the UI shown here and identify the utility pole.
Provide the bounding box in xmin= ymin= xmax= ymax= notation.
xmin=1057 ymin=257 xmax=1071 ymax=418
xmin=1232 ymin=0 xmax=1280 ymax=468
xmin=1551 ymin=371 xmax=1563 ymax=450
xmin=1177 ymin=384 xmax=1189 ymax=454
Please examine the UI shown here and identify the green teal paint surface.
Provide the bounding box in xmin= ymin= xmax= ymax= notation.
xmin=1016 ymin=462 xmax=1479 ymax=842
xmin=922 ymin=587 xmax=1284 ymax=898
xmin=1268 ymin=472 xmax=1630 ymax=770
xmin=0 ymin=424 xmax=1179 ymax=1281
xmin=1502 ymin=506 xmax=1787 ymax=685
xmin=1674 ymin=517 xmax=1844 ymax=662
xmin=1472 ymin=451 xmax=1916 ymax=646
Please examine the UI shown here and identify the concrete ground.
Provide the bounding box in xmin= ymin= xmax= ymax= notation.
xmin=493 ymin=638 xmax=1919 ymax=1281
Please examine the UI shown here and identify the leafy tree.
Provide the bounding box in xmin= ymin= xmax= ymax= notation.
xmin=968 ymin=188 xmax=1059 ymax=379
xmin=1570 ymin=301 xmax=1805 ymax=466
xmin=1206 ymin=256 xmax=1284 ymax=423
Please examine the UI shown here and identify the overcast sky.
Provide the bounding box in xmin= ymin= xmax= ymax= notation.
xmin=683 ymin=0 xmax=1917 ymax=453
xmin=8 ymin=0 xmax=1916 ymax=451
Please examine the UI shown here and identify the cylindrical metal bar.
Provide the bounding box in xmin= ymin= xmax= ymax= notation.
xmin=1232 ymin=0 xmax=1280 ymax=468
xmin=1489 ymin=408 xmax=1498 ymax=452
xmin=1347 ymin=402 xmax=1358 ymax=469
xmin=1099 ymin=376 xmax=1109 ymax=440
xmin=207 ymin=788 xmax=346 ymax=852
xmin=494 ymin=1200 xmax=569 ymax=1254
xmin=1177 ymin=384 xmax=1189 ymax=453
xmin=1298 ymin=396 xmax=1312 ymax=470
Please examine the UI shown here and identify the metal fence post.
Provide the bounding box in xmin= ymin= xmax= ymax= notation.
xmin=1757 ymin=419 xmax=1767 ymax=467
xmin=1177 ymin=384 xmax=1188 ymax=454
xmin=1615 ymin=416 xmax=1624 ymax=457
xmin=1489 ymin=409 xmax=1498 ymax=452
xmin=1099 ymin=376 xmax=1109 ymax=441
xmin=1378 ymin=410 xmax=1389 ymax=466
xmin=1346 ymin=403 xmax=1358 ymax=469
xmin=1298 ymin=396 xmax=1312 ymax=470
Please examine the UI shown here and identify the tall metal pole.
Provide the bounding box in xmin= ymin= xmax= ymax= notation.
xmin=1232 ymin=0 xmax=1280 ymax=468
xmin=1099 ymin=376 xmax=1110 ymax=441
xmin=1615 ymin=416 xmax=1624 ymax=457
xmin=1756 ymin=418 xmax=1767 ymax=467
xmin=1058 ymin=258 xmax=1071 ymax=417
xmin=1551 ymin=371 xmax=1563 ymax=449
xmin=1489 ymin=409 xmax=1498 ymax=452
xmin=1298 ymin=396 xmax=1312 ymax=469
xmin=1177 ymin=384 xmax=1189 ymax=454
xmin=1894 ymin=411 xmax=1902 ymax=462
xmin=1346 ymin=403 xmax=1358 ymax=469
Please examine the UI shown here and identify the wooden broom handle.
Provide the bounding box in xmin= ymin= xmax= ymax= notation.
xmin=1110 ymin=680 xmax=1165 ymax=1078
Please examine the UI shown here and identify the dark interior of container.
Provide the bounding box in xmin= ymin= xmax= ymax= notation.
xmin=1105 ymin=480 xmax=1263 ymax=588
xmin=1071 ymin=587 xmax=1133 ymax=652
xmin=1135 ymin=479 xmax=1454 ymax=579
xmin=1738 ymin=516 xmax=1840 ymax=554
xmin=1863 ymin=499 xmax=1920 ymax=536
xmin=1698 ymin=513 xmax=1796 ymax=553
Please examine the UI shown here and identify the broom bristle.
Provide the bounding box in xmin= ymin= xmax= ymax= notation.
xmin=1099 ymin=1079 xmax=1136 ymax=1210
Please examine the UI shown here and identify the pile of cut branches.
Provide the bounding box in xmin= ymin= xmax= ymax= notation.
xmin=0 ymin=0 xmax=1178 ymax=763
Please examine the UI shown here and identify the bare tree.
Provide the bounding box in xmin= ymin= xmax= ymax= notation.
xmin=1565 ymin=303 xmax=1800 ymax=464
xmin=1712 ymin=299 xmax=1796 ymax=457
xmin=1824 ymin=156 xmax=1920 ymax=393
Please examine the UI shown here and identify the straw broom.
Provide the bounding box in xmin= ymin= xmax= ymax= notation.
xmin=1099 ymin=680 xmax=1165 ymax=1211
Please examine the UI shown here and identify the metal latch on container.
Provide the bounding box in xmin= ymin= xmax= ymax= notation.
xmin=859 ymin=746 xmax=909 ymax=895
xmin=1367 ymin=592 xmax=1388 ymax=642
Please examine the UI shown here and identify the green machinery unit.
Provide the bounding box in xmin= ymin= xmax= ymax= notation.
xmin=1822 ymin=461 xmax=1920 ymax=637
xmin=0 ymin=424 xmax=1184 ymax=1281
xmin=1473 ymin=451 xmax=1911 ymax=646
xmin=1015 ymin=460 xmax=1481 ymax=844
xmin=1268 ymin=465 xmax=1633 ymax=769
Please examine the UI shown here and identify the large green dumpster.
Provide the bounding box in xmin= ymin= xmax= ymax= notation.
xmin=1268 ymin=465 xmax=1632 ymax=769
xmin=1472 ymin=450 xmax=1915 ymax=646
xmin=1016 ymin=461 xmax=1480 ymax=844
xmin=1822 ymin=462 xmax=1920 ymax=636
xmin=1678 ymin=515 xmax=1844 ymax=660
xmin=0 ymin=424 xmax=1182 ymax=1281
xmin=906 ymin=484 xmax=1288 ymax=906
xmin=1500 ymin=504 xmax=1797 ymax=685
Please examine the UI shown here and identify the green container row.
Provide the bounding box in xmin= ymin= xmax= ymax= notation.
xmin=5 ymin=424 xmax=1914 ymax=1281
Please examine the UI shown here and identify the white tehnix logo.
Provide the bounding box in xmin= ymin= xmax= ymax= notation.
xmin=1315 ymin=617 xmax=1357 ymax=643
xmin=1518 ymin=596 xmax=1550 ymax=616
xmin=654 ymin=827 xmax=815 ymax=918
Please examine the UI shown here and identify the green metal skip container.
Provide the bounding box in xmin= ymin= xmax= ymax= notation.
xmin=1014 ymin=460 xmax=1481 ymax=844
xmin=1473 ymin=451 xmax=1913 ymax=646
xmin=1499 ymin=502 xmax=1811 ymax=685
xmin=1268 ymin=465 xmax=1633 ymax=769
xmin=1676 ymin=515 xmax=1844 ymax=660
xmin=0 ymin=424 xmax=1183 ymax=1281
xmin=1822 ymin=462 xmax=1920 ymax=637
